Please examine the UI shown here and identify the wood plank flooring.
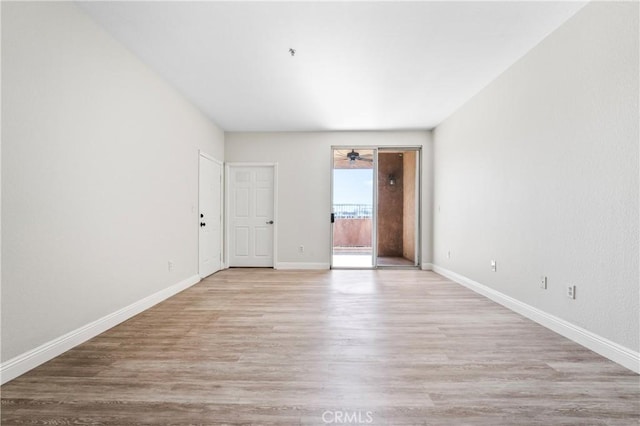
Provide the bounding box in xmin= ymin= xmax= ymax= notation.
xmin=1 ymin=269 xmax=638 ymax=425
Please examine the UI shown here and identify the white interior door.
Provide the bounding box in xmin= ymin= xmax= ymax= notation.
xmin=228 ymin=165 xmax=275 ymax=267
xmin=199 ymin=153 xmax=222 ymax=278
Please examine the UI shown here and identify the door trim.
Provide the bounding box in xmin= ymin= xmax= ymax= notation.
xmin=198 ymin=151 xmax=223 ymax=278
xmin=225 ymin=162 xmax=278 ymax=269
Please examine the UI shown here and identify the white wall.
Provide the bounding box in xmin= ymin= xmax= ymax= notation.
xmin=225 ymin=131 xmax=433 ymax=268
xmin=1 ymin=2 xmax=224 ymax=363
xmin=433 ymin=1 xmax=638 ymax=357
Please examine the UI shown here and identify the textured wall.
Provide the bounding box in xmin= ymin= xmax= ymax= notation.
xmin=433 ymin=2 xmax=639 ymax=352
xmin=225 ymin=131 xmax=433 ymax=266
xmin=377 ymin=153 xmax=404 ymax=256
xmin=1 ymin=2 xmax=225 ymax=362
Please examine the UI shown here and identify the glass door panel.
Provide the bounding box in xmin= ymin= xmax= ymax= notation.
xmin=331 ymin=148 xmax=375 ymax=268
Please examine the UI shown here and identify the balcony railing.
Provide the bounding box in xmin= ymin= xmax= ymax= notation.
xmin=333 ymin=204 xmax=372 ymax=219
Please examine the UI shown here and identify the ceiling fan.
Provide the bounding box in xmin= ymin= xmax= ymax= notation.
xmin=345 ymin=149 xmax=373 ymax=163
xmin=333 ymin=149 xmax=374 ymax=169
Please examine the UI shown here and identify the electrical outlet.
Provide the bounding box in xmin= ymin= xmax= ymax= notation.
xmin=168 ymin=261 xmax=174 ymax=272
xmin=491 ymin=260 xmax=497 ymax=272
xmin=567 ymin=285 xmax=576 ymax=299
xmin=540 ymin=276 xmax=548 ymax=289
xmin=298 ymin=245 xmax=304 ymax=254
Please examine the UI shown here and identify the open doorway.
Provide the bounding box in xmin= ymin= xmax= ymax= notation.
xmin=376 ymin=149 xmax=419 ymax=267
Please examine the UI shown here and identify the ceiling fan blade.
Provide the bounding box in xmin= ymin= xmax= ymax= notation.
xmin=357 ymin=156 xmax=373 ymax=162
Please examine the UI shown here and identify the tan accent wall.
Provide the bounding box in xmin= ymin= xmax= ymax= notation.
xmin=402 ymin=151 xmax=417 ymax=261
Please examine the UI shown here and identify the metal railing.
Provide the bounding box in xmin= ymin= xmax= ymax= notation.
xmin=333 ymin=204 xmax=372 ymax=219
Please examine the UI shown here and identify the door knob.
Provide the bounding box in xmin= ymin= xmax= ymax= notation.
xmin=266 ymin=220 xmax=274 ymax=224
xmin=200 ymin=222 xmax=206 ymax=227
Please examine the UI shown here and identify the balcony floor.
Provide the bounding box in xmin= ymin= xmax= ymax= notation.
xmin=332 ymin=248 xmax=416 ymax=268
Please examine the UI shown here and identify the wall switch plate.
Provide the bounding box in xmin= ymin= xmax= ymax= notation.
xmin=567 ymin=285 xmax=576 ymax=299
xmin=540 ymin=276 xmax=548 ymax=289
xmin=491 ymin=260 xmax=497 ymax=272
xmin=168 ymin=261 xmax=174 ymax=272
xmin=447 ymin=250 xmax=451 ymax=259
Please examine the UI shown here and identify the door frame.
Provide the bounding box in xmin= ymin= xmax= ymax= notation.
xmin=376 ymin=146 xmax=422 ymax=269
xmin=198 ymin=151 xmax=223 ymax=278
xmin=224 ymin=162 xmax=279 ymax=269
xmin=330 ymin=146 xmax=378 ymax=269
xmin=330 ymin=146 xmax=422 ymax=269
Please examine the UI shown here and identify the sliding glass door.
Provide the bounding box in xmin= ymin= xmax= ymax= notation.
xmin=331 ymin=148 xmax=376 ymax=268
xmin=331 ymin=146 xmax=421 ymax=269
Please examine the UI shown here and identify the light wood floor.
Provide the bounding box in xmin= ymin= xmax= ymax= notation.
xmin=1 ymin=269 xmax=638 ymax=425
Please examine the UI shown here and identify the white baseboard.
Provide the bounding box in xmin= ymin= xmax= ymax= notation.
xmin=275 ymin=262 xmax=330 ymax=270
xmin=0 ymin=274 xmax=201 ymax=385
xmin=432 ymin=265 xmax=639 ymax=374
xmin=421 ymin=263 xmax=433 ymax=271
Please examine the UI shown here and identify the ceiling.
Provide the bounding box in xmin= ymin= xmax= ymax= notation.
xmin=78 ymin=1 xmax=587 ymax=132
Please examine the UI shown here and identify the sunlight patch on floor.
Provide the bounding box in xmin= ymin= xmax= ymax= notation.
xmin=332 ymin=254 xmax=373 ymax=268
